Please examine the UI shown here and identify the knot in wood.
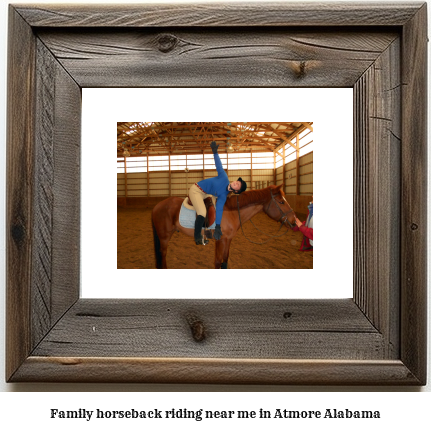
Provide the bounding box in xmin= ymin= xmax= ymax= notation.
xmin=295 ymin=61 xmax=307 ymax=79
xmin=288 ymin=61 xmax=309 ymax=79
xmin=411 ymin=223 xmax=419 ymax=231
xmin=186 ymin=314 xmax=206 ymax=342
xmin=11 ymin=222 xmax=26 ymax=245
xmin=157 ymin=34 xmax=178 ymax=53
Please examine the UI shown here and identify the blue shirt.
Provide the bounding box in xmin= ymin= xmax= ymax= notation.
xmin=197 ymin=153 xmax=230 ymax=225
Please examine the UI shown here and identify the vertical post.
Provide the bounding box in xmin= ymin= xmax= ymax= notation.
xmin=146 ymin=151 xmax=150 ymax=197
xmin=250 ymin=149 xmax=253 ymax=190
xmin=185 ymin=154 xmax=188 ymax=192
xmin=283 ymin=143 xmax=286 ymax=193
xmin=296 ymin=136 xmax=300 ymax=196
xmin=202 ymin=150 xmax=205 ymax=181
xmin=168 ymin=152 xmax=171 ymax=196
xmin=273 ymin=152 xmax=276 ymax=185
xmin=226 ymin=150 xmax=229 ymax=175
xmin=124 ymin=156 xmax=128 ymax=199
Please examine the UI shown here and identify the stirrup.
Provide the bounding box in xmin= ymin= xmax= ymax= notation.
xmin=195 ymin=236 xmax=209 ymax=246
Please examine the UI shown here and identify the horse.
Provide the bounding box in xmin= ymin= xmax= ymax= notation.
xmin=151 ymin=184 xmax=296 ymax=269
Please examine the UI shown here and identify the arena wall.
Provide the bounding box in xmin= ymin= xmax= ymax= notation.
xmin=118 ymin=152 xmax=312 ymax=214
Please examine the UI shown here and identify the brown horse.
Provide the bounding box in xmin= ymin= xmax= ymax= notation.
xmin=151 ymin=184 xmax=296 ymax=269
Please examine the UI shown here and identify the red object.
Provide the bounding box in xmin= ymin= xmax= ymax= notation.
xmin=293 ymin=211 xmax=313 ymax=251
xmin=194 ymin=183 xmax=205 ymax=193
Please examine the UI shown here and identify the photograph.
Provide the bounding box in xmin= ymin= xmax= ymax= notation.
xmin=117 ymin=122 xmax=314 ymax=270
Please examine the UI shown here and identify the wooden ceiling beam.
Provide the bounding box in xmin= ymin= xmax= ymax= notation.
xmin=273 ymin=122 xmax=313 ymax=154
xmin=117 ymin=122 xmax=312 ymax=157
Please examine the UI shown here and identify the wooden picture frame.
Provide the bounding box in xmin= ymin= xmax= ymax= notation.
xmin=6 ymin=2 xmax=427 ymax=385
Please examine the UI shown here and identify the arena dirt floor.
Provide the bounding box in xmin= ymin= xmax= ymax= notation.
xmin=118 ymin=207 xmax=313 ymax=269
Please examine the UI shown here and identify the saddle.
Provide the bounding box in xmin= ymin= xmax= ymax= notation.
xmin=191 ymin=196 xmax=216 ymax=228
xmin=184 ymin=196 xmax=216 ymax=229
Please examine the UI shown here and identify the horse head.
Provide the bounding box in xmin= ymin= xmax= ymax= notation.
xmin=264 ymin=185 xmax=296 ymax=228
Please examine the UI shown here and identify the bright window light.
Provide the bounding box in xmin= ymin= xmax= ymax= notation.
xmin=285 ymin=150 xmax=297 ymax=164
xmin=252 ymin=152 xmax=274 ymax=169
xmin=117 ymin=158 xmax=125 ymax=173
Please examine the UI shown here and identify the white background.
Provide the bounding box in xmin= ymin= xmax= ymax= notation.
xmin=0 ymin=0 xmax=429 ymax=424
xmin=82 ymin=87 xmax=353 ymax=299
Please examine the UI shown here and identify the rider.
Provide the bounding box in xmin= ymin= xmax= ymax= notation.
xmin=189 ymin=141 xmax=247 ymax=245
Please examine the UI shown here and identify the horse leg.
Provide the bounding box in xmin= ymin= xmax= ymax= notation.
xmin=152 ymin=221 xmax=175 ymax=269
xmin=221 ymin=238 xmax=232 ymax=268
xmin=159 ymin=237 xmax=172 ymax=269
xmin=215 ymin=237 xmax=232 ymax=269
xmin=152 ymin=222 xmax=163 ymax=268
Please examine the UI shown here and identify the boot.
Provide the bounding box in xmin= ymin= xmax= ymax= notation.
xmin=194 ymin=215 xmax=209 ymax=245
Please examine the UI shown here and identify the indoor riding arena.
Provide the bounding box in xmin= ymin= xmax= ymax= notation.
xmin=117 ymin=122 xmax=313 ymax=269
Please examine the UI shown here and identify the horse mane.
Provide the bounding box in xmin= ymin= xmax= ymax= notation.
xmin=224 ymin=187 xmax=273 ymax=210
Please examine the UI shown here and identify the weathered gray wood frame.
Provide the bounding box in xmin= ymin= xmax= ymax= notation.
xmin=6 ymin=2 xmax=427 ymax=384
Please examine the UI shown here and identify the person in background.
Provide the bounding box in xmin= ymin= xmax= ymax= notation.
xmin=294 ymin=198 xmax=313 ymax=251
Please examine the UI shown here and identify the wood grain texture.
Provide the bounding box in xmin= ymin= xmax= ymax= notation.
xmin=353 ymin=38 xmax=401 ymax=359
xmin=6 ymin=7 xmax=36 ymax=381
xmin=32 ymin=299 xmax=383 ymax=359
xmin=6 ymin=2 xmax=427 ymax=385
xmin=31 ymin=38 xmax=81 ymax=350
xmin=36 ymin=29 xmax=398 ymax=88
xmin=400 ymin=3 xmax=428 ymax=384
xmin=50 ymin=51 xmax=81 ymax=324
xmin=7 ymin=6 xmax=82 ymax=381
xmin=14 ymin=2 xmax=423 ymax=27
xmin=32 ymin=39 xmax=56 ymax=347
xmin=12 ymin=357 xmax=420 ymax=385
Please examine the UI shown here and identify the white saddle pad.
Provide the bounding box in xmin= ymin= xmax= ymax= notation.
xmin=179 ymin=200 xmax=216 ymax=229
